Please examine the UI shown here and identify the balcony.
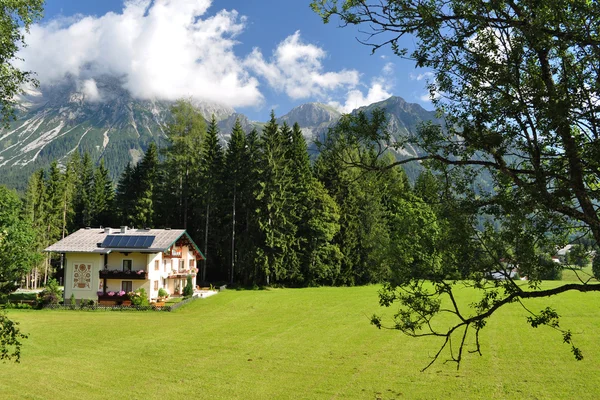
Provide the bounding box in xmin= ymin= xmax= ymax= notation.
xmin=167 ymin=269 xmax=198 ymax=279
xmin=99 ymin=269 xmax=147 ymax=280
xmin=164 ymin=248 xmax=182 ymax=258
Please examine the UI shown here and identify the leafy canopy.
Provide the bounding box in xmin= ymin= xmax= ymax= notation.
xmin=312 ymin=0 xmax=600 ymax=368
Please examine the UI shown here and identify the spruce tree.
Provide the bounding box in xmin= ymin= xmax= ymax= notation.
xmin=74 ymin=152 xmax=94 ymax=228
xmin=133 ymin=143 xmax=159 ymax=228
xmin=115 ymin=162 xmax=136 ymax=226
xmin=198 ymin=114 xmax=225 ymax=282
xmin=224 ymin=119 xmax=248 ymax=284
xmin=92 ymin=159 xmax=114 ymax=227
xmin=255 ymin=115 xmax=298 ymax=284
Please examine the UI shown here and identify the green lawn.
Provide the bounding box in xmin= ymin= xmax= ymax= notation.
xmin=561 ymin=265 xmax=596 ymax=282
xmin=2 ymin=285 xmax=600 ymax=399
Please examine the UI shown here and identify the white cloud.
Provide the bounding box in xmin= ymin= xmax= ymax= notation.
xmin=382 ymin=62 xmax=394 ymax=76
xmin=329 ymin=82 xmax=392 ymax=113
xmin=410 ymin=71 xmax=434 ymax=81
xmin=17 ymin=0 xmax=262 ymax=107
xmin=328 ymin=64 xmax=394 ymax=113
xmin=245 ymin=31 xmax=359 ymax=100
xmin=81 ymin=79 xmax=101 ymax=102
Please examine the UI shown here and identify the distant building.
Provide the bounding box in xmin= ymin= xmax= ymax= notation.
xmin=45 ymin=227 xmax=204 ymax=305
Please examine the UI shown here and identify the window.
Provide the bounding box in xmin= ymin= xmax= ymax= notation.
xmin=122 ymin=281 xmax=132 ymax=293
xmin=123 ymin=259 xmax=132 ymax=271
xmin=154 ymin=260 xmax=159 ymax=271
xmin=154 ymin=280 xmax=159 ymax=291
xmin=189 ymin=259 xmax=195 ymax=268
xmin=163 ymin=259 xmax=168 ymax=272
xmin=179 ymin=260 xmax=185 ymax=270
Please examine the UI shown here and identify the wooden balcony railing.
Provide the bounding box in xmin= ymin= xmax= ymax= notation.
xmin=99 ymin=269 xmax=147 ymax=280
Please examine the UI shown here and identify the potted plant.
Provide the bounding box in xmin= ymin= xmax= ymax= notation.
xmin=158 ymin=288 xmax=168 ymax=301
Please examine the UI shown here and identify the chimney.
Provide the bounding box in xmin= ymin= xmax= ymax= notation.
xmin=104 ymin=227 xmax=112 ymax=234
xmin=120 ymin=226 xmax=127 ymax=234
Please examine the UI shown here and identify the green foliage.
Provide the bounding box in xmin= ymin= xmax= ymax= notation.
xmin=183 ymin=275 xmax=194 ymax=298
xmin=0 ymin=186 xmax=40 ymax=296
xmin=38 ymin=278 xmax=63 ymax=306
xmin=158 ymin=288 xmax=168 ymax=298
xmin=0 ymin=311 xmax=28 ymax=362
xmin=92 ymin=159 xmax=115 ymax=227
xmin=592 ymin=254 xmax=600 ymax=281
xmin=0 ymin=0 xmax=44 ymax=126
xmin=159 ymin=99 xmax=206 ymax=228
xmin=128 ymin=288 xmax=149 ymax=306
xmin=567 ymin=245 xmax=590 ymax=268
xmin=69 ymin=294 xmax=76 ymax=308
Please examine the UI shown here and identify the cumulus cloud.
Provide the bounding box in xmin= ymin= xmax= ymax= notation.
xmin=245 ymin=31 xmax=359 ymax=100
xmin=328 ymin=64 xmax=394 ymax=113
xmin=17 ymin=0 xmax=262 ymax=107
xmin=80 ymin=79 xmax=101 ymax=102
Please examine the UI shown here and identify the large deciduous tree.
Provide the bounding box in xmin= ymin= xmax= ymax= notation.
xmin=0 ymin=0 xmax=44 ymax=127
xmin=312 ymin=0 xmax=600 ymax=368
xmin=0 ymin=185 xmax=39 ymax=362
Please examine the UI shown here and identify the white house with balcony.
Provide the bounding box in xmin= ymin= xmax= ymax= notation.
xmin=45 ymin=227 xmax=205 ymax=305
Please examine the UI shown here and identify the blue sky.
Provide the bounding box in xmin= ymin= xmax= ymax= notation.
xmin=26 ymin=0 xmax=433 ymax=121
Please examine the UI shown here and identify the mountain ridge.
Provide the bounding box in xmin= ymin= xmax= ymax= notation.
xmin=0 ymin=77 xmax=436 ymax=190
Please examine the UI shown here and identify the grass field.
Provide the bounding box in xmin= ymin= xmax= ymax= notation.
xmin=2 ymin=285 xmax=600 ymax=399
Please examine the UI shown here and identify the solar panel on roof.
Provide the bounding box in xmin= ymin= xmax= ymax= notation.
xmin=101 ymin=235 xmax=155 ymax=248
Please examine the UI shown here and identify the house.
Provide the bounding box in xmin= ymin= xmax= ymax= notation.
xmin=45 ymin=227 xmax=205 ymax=305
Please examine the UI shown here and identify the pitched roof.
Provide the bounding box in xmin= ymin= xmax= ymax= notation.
xmin=45 ymin=227 xmax=204 ymax=259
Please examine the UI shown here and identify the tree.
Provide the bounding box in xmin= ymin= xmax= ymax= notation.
xmin=567 ymin=245 xmax=590 ymax=269
xmin=92 ymin=159 xmax=115 ymax=227
xmin=115 ymin=162 xmax=136 ymax=226
xmin=160 ymin=100 xmax=206 ymax=229
xmin=73 ymin=153 xmax=94 ymax=228
xmin=0 ymin=185 xmax=39 ymax=362
xmin=312 ymin=0 xmax=600 ymax=367
xmin=224 ymin=119 xmax=248 ymax=284
xmin=197 ymin=115 xmax=225 ymax=282
xmin=0 ymin=0 xmax=44 ymax=127
xmin=255 ymin=115 xmax=299 ymax=284
xmin=132 ymin=143 xmax=159 ymax=228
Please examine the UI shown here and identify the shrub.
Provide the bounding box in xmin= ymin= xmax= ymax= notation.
xmin=183 ymin=275 xmax=194 ymax=297
xmin=537 ymin=253 xmax=563 ymax=280
xmin=128 ymin=288 xmax=149 ymax=306
xmin=158 ymin=288 xmax=168 ymax=298
xmin=69 ymin=293 xmax=76 ymax=309
xmin=38 ymin=278 xmax=63 ymax=306
xmin=4 ymin=302 xmax=32 ymax=309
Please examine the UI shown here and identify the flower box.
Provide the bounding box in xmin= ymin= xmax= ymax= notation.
xmin=99 ymin=269 xmax=146 ymax=280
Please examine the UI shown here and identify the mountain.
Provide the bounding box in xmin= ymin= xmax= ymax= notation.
xmin=0 ymin=76 xmax=437 ymax=190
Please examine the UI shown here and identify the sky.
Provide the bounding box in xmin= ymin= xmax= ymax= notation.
xmin=19 ymin=0 xmax=434 ymax=121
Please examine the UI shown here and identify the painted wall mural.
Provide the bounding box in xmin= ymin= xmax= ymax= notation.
xmin=73 ymin=263 xmax=92 ymax=290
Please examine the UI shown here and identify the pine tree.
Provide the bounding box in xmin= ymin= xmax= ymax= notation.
xmin=92 ymin=159 xmax=114 ymax=227
xmin=238 ymin=128 xmax=262 ymax=285
xmin=224 ymin=118 xmax=248 ymax=284
xmin=74 ymin=152 xmax=94 ymax=228
xmin=255 ymin=114 xmax=299 ymax=284
xmin=133 ymin=143 xmax=159 ymax=228
xmin=197 ymin=114 xmax=225 ymax=282
xmin=115 ymin=162 xmax=136 ymax=226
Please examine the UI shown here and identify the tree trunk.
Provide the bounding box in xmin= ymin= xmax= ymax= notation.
xmin=203 ymin=202 xmax=210 ymax=283
xmin=231 ymin=186 xmax=236 ymax=284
